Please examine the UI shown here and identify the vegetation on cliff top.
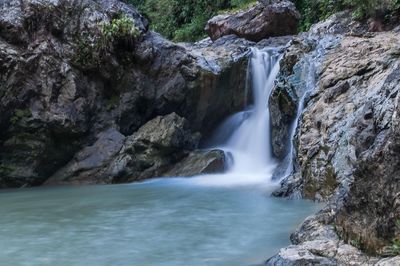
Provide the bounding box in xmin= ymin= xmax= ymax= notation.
xmin=294 ymin=0 xmax=400 ymax=31
xmin=127 ymin=0 xmax=400 ymax=41
xmin=127 ymin=0 xmax=256 ymax=42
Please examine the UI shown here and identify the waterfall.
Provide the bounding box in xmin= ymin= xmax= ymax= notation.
xmin=192 ymin=48 xmax=282 ymax=186
xmin=281 ymin=55 xmax=317 ymax=178
xmin=280 ymin=35 xmax=341 ymax=179
xmin=225 ymin=48 xmax=280 ymax=174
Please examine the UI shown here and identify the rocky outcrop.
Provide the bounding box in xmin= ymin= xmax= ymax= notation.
xmin=269 ymin=13 xmax=400 ymax=263
xmin=335 ymin=89 xmax=400 ymax=254
xmin=296 ymin=32 xmax=400 ymax=202
xmin=109 ymin=113 xmax=198 ymax=183
xmin=266 ymin=208 xmax=400 ymax=265
xmin=0 ymin=0 xmax=254 ymax=187
xmin=46 ymin=113 xmax=200 ymax=184
xmin=205 ymin=0 xmax=299 ymax=42
xmin=269 ymin=38 xmax=313 ymax=159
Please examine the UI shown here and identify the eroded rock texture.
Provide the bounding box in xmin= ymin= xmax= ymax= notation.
xmin=270 ymin=13 xmax=400 ymax=263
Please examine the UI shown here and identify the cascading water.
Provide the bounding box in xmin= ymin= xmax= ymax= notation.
xmin=281 ymin=55 xmax=317 ymax=178
xmin=280 ymin=35 xmax=341 ymax=179
xmin=192 ymin=48 xmax=282 ymax=186
xmin=195 ymin=36 xmax=341 ymax=186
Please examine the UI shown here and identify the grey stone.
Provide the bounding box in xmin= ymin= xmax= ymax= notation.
xmin=205 ymin=0 xmax=299 ymax=42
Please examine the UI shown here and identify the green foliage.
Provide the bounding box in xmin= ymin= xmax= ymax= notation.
xmin=72 ymin=15 xmax=140 ymax=68
xmin=130 ymin=0 xmax=400 ymax=40
xmin=294 ymin=0 xmax=400 ymax=31
xmin=391 ymin=239 xmax=400 ymax=255
xmin=100 ymin=15 xmax=140 ymax=46
xmin=391 ymin=219 xmax=400 ymax=255
xmin=344 ymin=0 xmax=400 ymax=20
xmin=128 ymin=0 xmax=255 ymax=42
xmin=72 ymin=35 xmax=101 ymax=67
xmin=382 ymin=219 xmax=400 ymax=256
xmin=10 ymin=109 xmax=31 ymax=125
xmin=350 ymin=237 xmax=362 ymax=249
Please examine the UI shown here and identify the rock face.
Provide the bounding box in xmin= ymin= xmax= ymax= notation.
xmin=46 ymin=113 xmax=200 ymax=184
xmin=205 ymin=0 xmax=300 ymax=42
xmin=0 ymin=0 xmax=253 ymax=187
xmin=335 ymin=89 xmax=400 ymax=254
xmin=269 ymin=13 xmax=400 ymax=263
xmin=109 ymin=113 xmax=199 ymax=183
xmin=296 ymin=32 xmax=400 ymax=203
xmin=269 ymin=38 xmax=313 ymax=159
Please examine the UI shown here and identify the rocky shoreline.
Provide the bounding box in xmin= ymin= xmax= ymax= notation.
xmin=267 ymin=12 xmax=400 ymax=265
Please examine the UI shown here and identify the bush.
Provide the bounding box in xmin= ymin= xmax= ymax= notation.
xmin=382 ymin=219 xmax=400 ymax=256
xmin=344 ymin=0 xmax=400 ymax=19
xmin=99 ymin=15 xmax=140 ymax=47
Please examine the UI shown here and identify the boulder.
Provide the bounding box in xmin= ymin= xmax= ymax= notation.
xmin=45 ymin=113 xmax=200 ymax=185
xmin=205 ymin=0 xmax=300 ymax=42
xmin=164 ymin=149 xmax=225 ymax=177
xmin=45 ymin=128 xmax=126 ymax=185
xmin=108 ymin=113 xmax=200 ymax=183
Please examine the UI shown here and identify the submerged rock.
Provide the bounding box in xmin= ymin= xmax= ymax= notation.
xmin=205 ymin=0 xmax=300 ymax=42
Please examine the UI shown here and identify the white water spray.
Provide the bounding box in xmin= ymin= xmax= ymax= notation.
xmin=191 ymin=48 xmax=282 ymax=186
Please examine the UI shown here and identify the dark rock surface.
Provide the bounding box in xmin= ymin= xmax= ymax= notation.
xmin=108 ymin=113 xmax=199 ymax=183
xmin=0 ymin=0 xmax=253 ymax=187
xmin=46 ymin=113 xmax=201 ymax=184
xmin=205 ymin=0 xmax=299 ymax=42
xmin=268 ymin=38 xmax=312 ymax=159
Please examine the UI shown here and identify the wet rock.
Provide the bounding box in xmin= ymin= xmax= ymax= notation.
xmin=205 ymin=0 xmax=299 ymax=42
xmin=272 ymin=31 xmax=400 ymax=203
xmin=269 ymin=15 xmax=400 ymax=263
xmin=164 ymin=149 xmax=225 ymax=177
xmin=109 ymin=113 xmax=199 ymax=183
xmin=45 ymin=128 xmax=125 ymax=185
xmin=265 ymin=241 xmax=337 ymax=266
xmin=335 ymin=93 xmax=400 ymax=254
xmin=271 ymin=173 xmax=303 ymax=199
xmin=268 ymin=38 xmax=314 ymax=160
xmin=269 ymin=79 xmax=298 ymax=159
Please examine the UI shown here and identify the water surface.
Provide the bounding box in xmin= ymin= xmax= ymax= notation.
xmin=0 ymin=180 xmax=318 ymax=266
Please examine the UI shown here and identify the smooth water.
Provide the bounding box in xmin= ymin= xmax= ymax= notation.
xmin=0 ymin=182 xmax=319 ymax=266
xmin=0 ymin=48 xmax=320 ymax=266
